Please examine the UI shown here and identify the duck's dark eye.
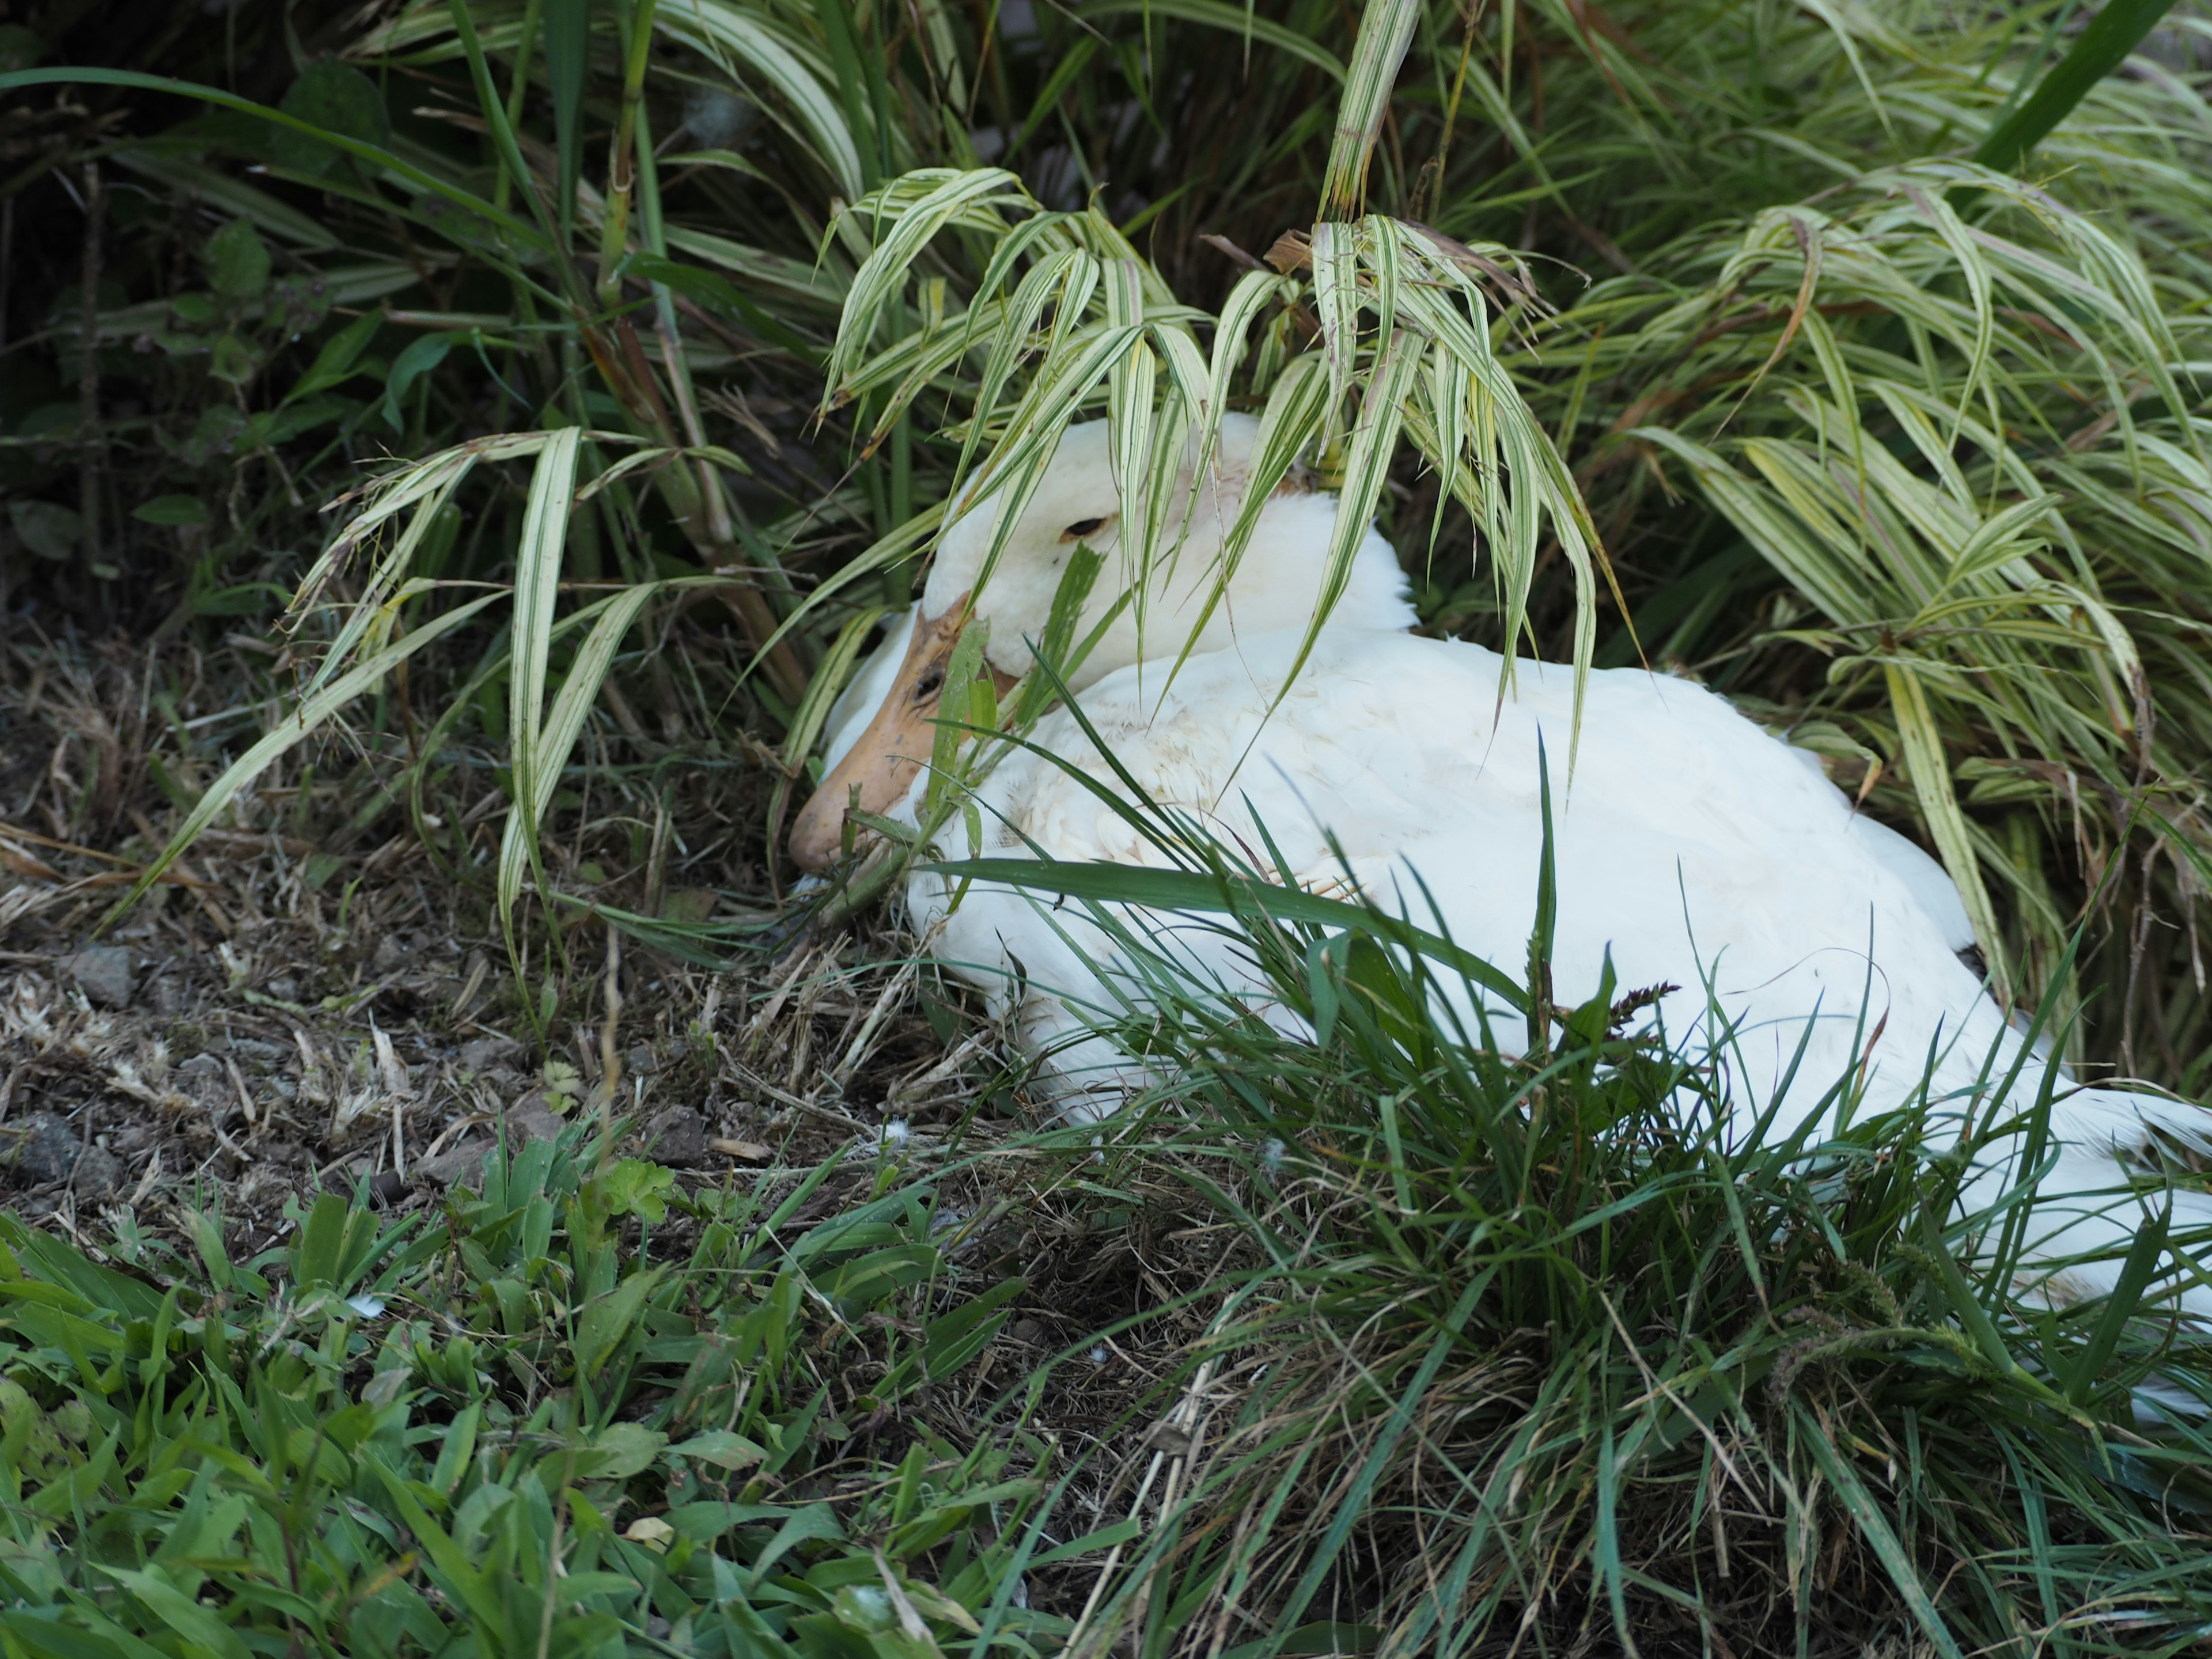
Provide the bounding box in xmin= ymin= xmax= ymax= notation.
xmin=1060 ymin=516 xmax=1108 ymax=542
xmin=912 ymin=668 xmax=945 ymax=701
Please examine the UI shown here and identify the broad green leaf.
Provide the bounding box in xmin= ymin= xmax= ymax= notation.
xmin=271 ymin=60 xmax=391 ymax=177
xmin=130 ymin=494 xmax=209 ymax=528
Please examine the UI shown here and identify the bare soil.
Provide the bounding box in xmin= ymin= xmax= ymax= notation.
xmin=0 ymin=616 xmax=1005 ymax=1248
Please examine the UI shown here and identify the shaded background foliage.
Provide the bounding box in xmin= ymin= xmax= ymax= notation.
xmin=2 ymin=2 xmax=2211 ymax=1064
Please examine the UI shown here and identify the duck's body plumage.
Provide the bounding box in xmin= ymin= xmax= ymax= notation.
xmin=806 ymin=418 xmax=2212 ymax=1315
xmin=920 ymin=607 xmax=1982 ymax=1123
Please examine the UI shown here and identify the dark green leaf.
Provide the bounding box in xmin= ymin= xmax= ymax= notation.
xmin=9 ymin=499 xmax=81 ymax=560
xmin=1976 ymin=1 xmax=2183 ymax=172
xmin=380 ymin=334 xmax=453 ymax=432
xmin=271 ymin=61 xmax=391 ymax=177
xmin=131 ymin=495 xmax=209 ymax=528
xmin=204 ymin=221 xmax=270 ymax=300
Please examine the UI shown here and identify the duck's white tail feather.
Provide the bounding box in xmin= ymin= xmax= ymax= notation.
xmin=1980 ymin=1089 xmax=2212 ymax=1320
xmin=2053 ymin=1085 xmax=2212 ymax=1158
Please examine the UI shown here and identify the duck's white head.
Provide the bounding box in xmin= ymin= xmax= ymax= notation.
xmin=790 ymin=412 xmax=1413 ymax=868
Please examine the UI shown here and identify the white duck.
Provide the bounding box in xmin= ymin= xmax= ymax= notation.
xmin=791 ymin=415 xmax=2211 ymax=1311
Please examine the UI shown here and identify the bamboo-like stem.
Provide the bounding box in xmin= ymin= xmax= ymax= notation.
xmin=596 ymin=0 xmax=660 ymax=309
xmin=77 ymin=162 xmax=102 ymax=574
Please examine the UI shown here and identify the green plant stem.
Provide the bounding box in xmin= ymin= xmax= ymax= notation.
xmin=76 ymin=161 xmax=101 ymax=577
xmin=494 ymin=0 xmax=547 ymax=217
xmin=444 ymin=0 xmax=590 ymax=308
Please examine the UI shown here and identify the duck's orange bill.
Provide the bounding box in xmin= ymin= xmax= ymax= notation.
xmin=789 ymin=596 xmax=1015 ymax=871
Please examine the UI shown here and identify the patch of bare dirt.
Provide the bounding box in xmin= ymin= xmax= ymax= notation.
xmin=0 ymin=623 xmax=1022 ymax=1252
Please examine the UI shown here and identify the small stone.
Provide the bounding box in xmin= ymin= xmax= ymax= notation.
xmin=507 ymin=1094 xmax=569 ymax=1144
xmin=370 ymin=935 xmax=408 ymax=974
xmin=459 ymin=1035 xmax=521 ymax=1071
xmin=624 ymin=1043 xmax=660 ymax=1075
xmin=7 ymin=1112 xmax=90 ymax=1187
xmin=62 ymin=945 xmax=133 ymax=1009
xmin=175 ymin=1053 xmax=229 ymax=1112
xmin=368 ymin=1170 xmax=405 ymax=1206
xmin=418 ymin=1139 xmax=491 ymax=1187
xmin=73 ymin=1146 xmax=121 ymax=1198
xmin=637 ymin=1107 xmax=707 ymax=1166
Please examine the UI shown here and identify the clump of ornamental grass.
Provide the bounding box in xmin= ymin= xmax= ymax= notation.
xmin=934 ymin=778 xmax=2212 ymax=1659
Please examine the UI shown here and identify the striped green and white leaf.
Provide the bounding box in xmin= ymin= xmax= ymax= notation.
xmin=1584 ymin=161 xmax=2202 ymax=993
xmin=816 ymin=178 xmax=1598 ymax=726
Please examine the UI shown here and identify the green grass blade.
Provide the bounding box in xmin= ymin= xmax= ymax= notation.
xmin=1081 ymin=0 xmax=1347 ymax=81
xmin=809 ymin=0 xmax=877 ymax=190
xmin=544 ymin=0 xmax=590 ymax=234
xmin=660 ymin=0 xmax=867 ymax=198
xmin=2063 ymin=1194 xmax=2173 ymax=1406
xmin=926 ymin=854 xmax=1530 ymax=1014
xmin=1975 ymin=0 xmax=2182 ymax=173
xmin=445 ymin=0 xmax=593 ymax=310
xmin=1884 ymin=663 xmax=2009 ymax=1005
xmin=1526 ymin=734 xmax=1558 ymax=1056
xmin=1286 ymin=323 xmax=1421 ymax=692
xmin=1319 ymin=0 xmax=1420 ymax=219
xmin=1795 ymin=1406 xmax=1966 ymax=1659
